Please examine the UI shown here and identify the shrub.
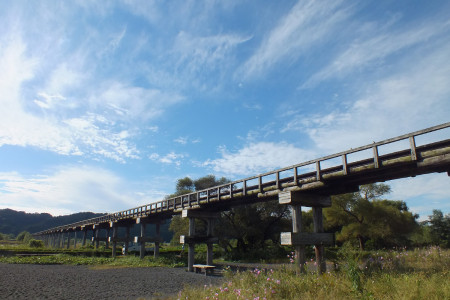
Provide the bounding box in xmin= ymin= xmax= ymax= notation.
xmin=28 ymin=239 xmax=44 ymax=248
xmin=16 ymin=231 xmax=33 ymax=243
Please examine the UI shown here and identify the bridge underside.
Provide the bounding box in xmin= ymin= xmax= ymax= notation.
xmin=33 ymin=124 xmax=450 ymax=274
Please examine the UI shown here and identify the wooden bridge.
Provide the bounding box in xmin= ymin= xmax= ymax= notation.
xmin=33 ymin=122 xmax=450 ymax=274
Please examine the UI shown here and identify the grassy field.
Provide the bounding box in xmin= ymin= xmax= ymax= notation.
xmin=0 ymin=240 xmax=185 ymax=268
xmin=177 ymin=247 xmax=449 ymax=300
xmin=1 ymin=240 xmax=449 ymax=299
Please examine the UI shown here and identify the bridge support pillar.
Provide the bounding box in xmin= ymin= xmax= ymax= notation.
xmin=94 ymin=227 xmax=100 ymax=249
xmin=73 ymin=231 xmax=77 ymax=249
xmin=188 ymin=217 xmax=195 ymax=272
xmin=105 ymin=228 xmax=110 ymax=249
xmin=292 ymin=205 xmax=306 ymax=274
xmin=124 ymin=225 xmax=130 ymax=255
xmin=313 ymin=207 xmax=326 ymax=274
xmin=66 ymin=232 xmax=71 ymax=249
xmin=111 ymin=223 xmax=118 ymax=258
xmin=81 ymin=228 xmax=87 ymax=247
xmin=279 ymin=191 xmax=333 ymax=275
xmin=181 ymin=209 xmax=220 ymax=272
xmin=134 ymin=218 xmax=165 ymax=259
xmin=154 ymin=223 xmax=160 ymax=259
xmin=139 ymin=223 xmax=146 ymax=259
xmin=59 ymin=232 xmax=64 ymax=248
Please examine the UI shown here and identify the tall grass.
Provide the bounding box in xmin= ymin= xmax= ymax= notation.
xmin=177 ymin=247 xmax=449 ymax=300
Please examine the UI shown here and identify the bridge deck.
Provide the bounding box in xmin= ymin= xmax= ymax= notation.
xmin=34 ymin=123 xmax=450 ymax=236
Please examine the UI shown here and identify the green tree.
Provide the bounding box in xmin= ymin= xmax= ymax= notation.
xmin=427 ymin=209 xmax=450 ymax=248
xmin=325 ymin=183 xmax=418 ymax=250
xmin=169 ymin=175 xmax=231 ymax=244
xmin=215 ymin=201 xmax=290 ymax=260
xmin=16 ymin=231 xmax=33 ymax=243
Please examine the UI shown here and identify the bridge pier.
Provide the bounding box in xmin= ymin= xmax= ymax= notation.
xmin=279 ymin=191 xmax=334 ymax=275
xmin=180 ymin=209 xmax=219 ymax=272
xmin=108 ymin=220 xmax=135 ymax=257
xmin=66 ymin=231 xmax=71 ymax=249
xmin=134 ymin=217 xmax=165 ymax=259
xmin=73 ymin=231 xmax=77 ymax=249
xmin=110 ymin=222 xmax=118 ymax=258
xmin=81 ymin=226 xmax=88 ymax=247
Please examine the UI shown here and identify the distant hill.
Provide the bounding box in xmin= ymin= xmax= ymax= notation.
xmin=0 ymin=209 xmax=106 ymax=236
xmin=0 ymin=209 xmax=174 ymax=242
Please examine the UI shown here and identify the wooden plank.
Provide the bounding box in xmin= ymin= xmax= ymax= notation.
xmin=280 ymin=232 xmax=334 ymax=246
xmin=316 ymin=161 xmax=321 ymax=180
xmin=342 ymin=154 xmax=348 ymax=175
xmin=180 ymin=236 xmax=219 ymax=244
xmin=410 ymin=136 xmax=417 ymax=161
xmin=373 ymin=146 xmax=379 ymax=168
xmin=278 ymin=191 xmax=331 ymax=207
xmin=182 ymin=209 xmax=220 ymax=219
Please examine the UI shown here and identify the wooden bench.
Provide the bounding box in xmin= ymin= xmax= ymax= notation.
xmin=193 ymin=264 xmax=215 ymax=276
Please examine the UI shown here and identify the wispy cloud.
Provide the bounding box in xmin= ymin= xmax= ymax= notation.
xmin=302 ymin=17 xmax=450 ymax=88
xmin=204 ymin=142 xmax=315 ymax=176
xmin=283 ymin=34 xmax=450 ymax=153
xmin=239 ymin=0 xmax=352 ymax=79
xmin=149 ymin=152 xmax=186 ymax=166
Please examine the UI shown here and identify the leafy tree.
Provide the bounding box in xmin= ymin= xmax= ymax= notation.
xmin=169 ymin=175 xmax=231 ymax=244
xmin=427 ymin=209 xmax=450 ymax=248
xmin=325 ymin=183 xmax=418 ymax=250
xmin=215 ymin=201 xmax=290 ymax=260
xmin=16 ymin=231 xmax=33 ymax=243
xmin=168 ymin=174 xmax=292 ymax=259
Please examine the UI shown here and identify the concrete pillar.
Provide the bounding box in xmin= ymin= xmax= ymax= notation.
xmin=111 ymin=223 xmax=118 ymax=258
xmin=82 ymin=229 xmax=87 ymax=247
xmin=313 ymin=207 xmax=326 ymax=274
xmin=206 ymin=219 xmax=214 ymax=266
xmin=105 ymin=228 xmax=110 ymax=249
xmin=124 ymin=226 xmax=130 ymax=255
xmin=66 ymin=232 xmax=71 ymax=249
xmin=91 ymin=229 xmax=95 ymax=247
xmin=95 ymin=228 xmax=100 ymax=249
xmin=73 ymin=231 xmax=77 ymax=249
xmin=59 ymin=232 xmax=64 ymax=248
xmin=154 ymin=223 xmax=160 ymax=259
xmin=188 ymin=217 xmax=195 ymax=272
xmin=292 ymin=205 xmax=306 ymax=274
xmin=140 ymin=223 xmax=146 ymax=259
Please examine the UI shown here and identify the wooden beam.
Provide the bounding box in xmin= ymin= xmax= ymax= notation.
xmin=280 ymin=232 xmax=334 ymax=246
xmin=279 ymin=191 xmax=331 ymax=207
xmin=182 ymin=209 xmax=220 ymax=219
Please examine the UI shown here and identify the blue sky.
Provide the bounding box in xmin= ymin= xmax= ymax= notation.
xmin=0 ymin=0 xmax=449 ymax=220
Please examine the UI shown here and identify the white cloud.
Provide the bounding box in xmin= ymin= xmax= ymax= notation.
xmin=174 ymin=137 xmax=188 ymax=145
xmin=283 ymin=36 xmax=450 ymax=154
xmin=0 ymin=166 xmax=143 ymax=215
xmin=90 ymin=82 xmax=184 ymax=122
xmin=302 ymin=17 xmax=450 ymax=88
xmin=149 ymin=151 xmax=186 ymax=166
xmin=204 ymin=142 xmax=315 ymax=176
xmin=240 ymin=0 xmax=351 ymax=79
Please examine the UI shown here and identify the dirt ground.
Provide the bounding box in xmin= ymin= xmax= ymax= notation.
xmin=0 ymin=263 xmax=223 ymax=299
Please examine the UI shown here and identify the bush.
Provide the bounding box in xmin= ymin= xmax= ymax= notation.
xmin=28 ymin=239 xmax=44 ymax=248
xmin=16 ymin=231 xmax=33 ymax=243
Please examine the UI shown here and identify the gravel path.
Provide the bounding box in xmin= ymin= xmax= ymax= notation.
xmin=0 ymin=264 xmax=223 ymax=299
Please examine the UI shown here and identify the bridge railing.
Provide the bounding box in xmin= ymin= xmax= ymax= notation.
xmin=34 ymin=122 xmax=450 ymax=235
